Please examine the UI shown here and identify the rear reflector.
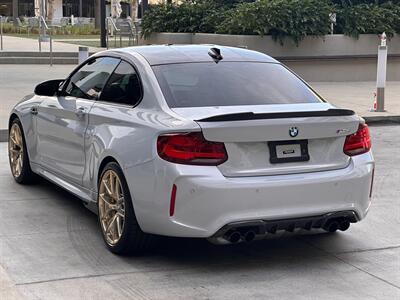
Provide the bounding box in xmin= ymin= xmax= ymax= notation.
xmin=369 ymin=168 xmax=375 ymax=198
xmin=157 ymin=132 xmax=227 ymax=165
xmin=343 ymin=123 xmax=371 ymax=156
xmin=170 ymin=184 xmax=177 ymax=217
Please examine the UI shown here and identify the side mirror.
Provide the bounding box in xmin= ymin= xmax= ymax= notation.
xmin=34 ymin=79 xmax=64 ymax=96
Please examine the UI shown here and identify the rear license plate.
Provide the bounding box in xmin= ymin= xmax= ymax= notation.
xmin=268 ymin=140 xmax=310 ymax=164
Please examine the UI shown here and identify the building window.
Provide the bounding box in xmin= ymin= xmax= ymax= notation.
xmin=19 ymin=0 xmax=34 ymax=17
xmin=63 ymin=0 xmax=95 ymax=18
xmin=0 ymin=0 xmax=12 ymax=17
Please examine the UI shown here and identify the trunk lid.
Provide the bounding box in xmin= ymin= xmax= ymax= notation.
xmin=171 ymin=103 xmax=360 ymax=177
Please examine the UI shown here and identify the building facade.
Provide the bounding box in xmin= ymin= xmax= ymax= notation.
xmin=0 ymin=0 xmax=161 ymax=20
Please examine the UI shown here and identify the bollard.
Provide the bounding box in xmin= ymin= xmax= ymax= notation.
xmin=376 ymin=32 xmax=387 ymax=112
xmin=78 ymin=46 xmax=89 ymax=64
xmin=0 ymin=15 xmax=3 ymax=51
xmin=329 ymin=13 xmax=336 ymax=35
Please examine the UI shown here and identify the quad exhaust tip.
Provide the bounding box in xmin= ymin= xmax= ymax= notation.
xmin=244 ymin=231 xmax=256 ymax=243
xmin=323 ymin=219 xmax=351 ymax=233
xmin=326 ymin=221 xmax=339 ymax=232
xmin=226 ymin=230 xmax=256 ymax=243
xmin=339 ymin=220 xmax=350 ymax=231
xmin=227 ymin=231 xmax=241 ymax=243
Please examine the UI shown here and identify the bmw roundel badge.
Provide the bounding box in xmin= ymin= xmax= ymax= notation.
xmin=289 ymin=127 xmax=299 ymax=138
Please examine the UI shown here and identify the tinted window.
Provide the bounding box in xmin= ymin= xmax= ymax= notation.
xmin=100 ymin=61 xmax=142 ymax=105
xmin=152 ymin=62 xmax=322 ymax=108
xmin=65 ymin=57 xmax=120 ymax=100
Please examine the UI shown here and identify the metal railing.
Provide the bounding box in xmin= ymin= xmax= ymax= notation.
xmin=106 ymin=17 xmax=140 ymax=49
xmin=38 ymin=16 xmax=53 ymax=66
xmin=0 ymin=16 xmax=4 ymax=51
xmin=106 ymin=17 xmax=120 ymax=49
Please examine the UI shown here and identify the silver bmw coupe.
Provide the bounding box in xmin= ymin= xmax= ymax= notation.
xmin=8 ymin=45 xmax=374 ymax=254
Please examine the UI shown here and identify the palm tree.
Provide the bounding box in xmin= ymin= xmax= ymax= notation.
xmin=131 ymin=0 xmax=139 ymax=19
xmin=47 ymin=0 xmax=55 ymax=21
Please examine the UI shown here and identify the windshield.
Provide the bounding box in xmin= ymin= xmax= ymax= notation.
xmin=152 ymin=62 xmax=322 ymax=108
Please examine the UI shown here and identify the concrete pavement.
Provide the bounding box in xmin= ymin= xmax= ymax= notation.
xmin=0 ymin=125 xmax=399 ymax=299
xmin=311 ymin=81 xmax=400 ymax=121
xmin=0 ymin=65 xmax=73 ymax=129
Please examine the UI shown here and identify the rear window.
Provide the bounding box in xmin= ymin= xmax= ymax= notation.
xmin=152 ymin=62 xmax=322 ymax=108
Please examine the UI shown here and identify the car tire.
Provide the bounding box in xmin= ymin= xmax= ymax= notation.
xmin=8 ymin=118 xmax=37 ymax=184
xmin=97 ymin=162 xmax=155 ymax=255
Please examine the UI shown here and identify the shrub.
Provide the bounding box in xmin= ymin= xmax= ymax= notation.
xmin=217 ymin=0 xmax=333 ymax=44
xmin=141 ymin=1 xmax=227 ymax=38
xmin=336 ymin=3 xmax=399 ymax=37
xmin=141 ymin=0 xmax=400 ymax=43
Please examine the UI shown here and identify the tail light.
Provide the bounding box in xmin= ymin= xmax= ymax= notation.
xmin=343 ymin=123 xmax=371 ymax=156
xmin=157 ymin=132 xmax=227 ymax=165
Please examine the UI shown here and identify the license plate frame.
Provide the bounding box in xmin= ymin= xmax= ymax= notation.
xmin=268 ymin=140 xmax=310 ymax=164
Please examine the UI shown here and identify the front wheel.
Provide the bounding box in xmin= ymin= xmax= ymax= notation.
xmin=97 ymin=162 xmax=154 ymax=255
xmin=8 ymin=118 xmax=36 ymax=184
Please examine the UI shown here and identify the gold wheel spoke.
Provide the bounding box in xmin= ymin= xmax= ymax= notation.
xmin=109 ymin=172 xmax=114 ymax=196
xmin=15 ymin=129 xmax=22 ymax=145
xmin=114 ymin=178 xmax=120 ymax=199
xmin=9 ymin=148 xmax=19 ymax=154
xmin=102 ymin=179 xmax=113 ymax=196
xmin=106 ymin=213 xmax=118 ymax=233
xmin=17 ymin=158 xmax=22 ymax=173
xmin=99 ymin=193 xmax=114 ymax=208
xmin=10 ymin=135 xmax=18 ymax=145
xmin=116 ymin=215 xmax=122 ymax=237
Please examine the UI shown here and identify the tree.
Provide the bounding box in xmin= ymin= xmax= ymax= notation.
xmin=131 ymin=0 xmax=139 ymax=19
xmin=47 ymin=0 xmax=55 ymax=21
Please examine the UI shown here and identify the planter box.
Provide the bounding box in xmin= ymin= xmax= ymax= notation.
xmin=143 ymin=33 xmax=400 ymax=82
xmin=144 ymin=33 xmax=400 ymax=58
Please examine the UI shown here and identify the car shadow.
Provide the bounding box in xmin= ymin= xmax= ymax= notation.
xmin=28 ymin=178 xmax=345 ymax=276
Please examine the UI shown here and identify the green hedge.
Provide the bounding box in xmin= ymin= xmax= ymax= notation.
xmin=141 ymin=1 xmax=226 ymax=37
xmin=336 ymin=3 xmax=400 ymax=37
xmin=216 ymin=0 xmax=332 ymax=44
xmin=142 ymin=0 xmax=400 ymax=44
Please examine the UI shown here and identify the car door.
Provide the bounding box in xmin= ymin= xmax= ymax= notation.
xmin=36 ymin=56 xmax=121 ymax=186
xmin=83 ymin=60 xmax=143 ymax=190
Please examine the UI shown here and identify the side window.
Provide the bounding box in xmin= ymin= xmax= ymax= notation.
xmin=99 ymin=61 xmax=142 ymax=106
xmin=65 ymin=57 xmax=120 ymax=100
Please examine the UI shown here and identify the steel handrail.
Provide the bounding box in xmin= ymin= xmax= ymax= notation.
xmin=38 ymin=16 xmax=53 ymax=66
xmin=106 ymin=17 xmax=119 ymax=31
xmin=106 ymin=17 xmax=121 ymax=49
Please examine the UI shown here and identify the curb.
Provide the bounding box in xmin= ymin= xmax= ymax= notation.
xmin=0 ymin=129 xmax=7 ymax=143
xmin=364 ymin=115 xmax=400 ymax=125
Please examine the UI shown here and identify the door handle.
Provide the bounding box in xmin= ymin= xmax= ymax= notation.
xmin=75 ymin=107 xmax=86 ymax=118
xmin=30 ymin=106 xmax=38 ymax=115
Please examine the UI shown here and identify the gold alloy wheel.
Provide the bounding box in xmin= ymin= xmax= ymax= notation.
xmin=9 ymin=123 xmax=24 ymax=178
xmin=99 ymin=170 xmax=126 ymax=246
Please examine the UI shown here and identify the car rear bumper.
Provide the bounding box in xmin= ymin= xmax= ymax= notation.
xmin=127 ymin=152 xmax=374 ymax=238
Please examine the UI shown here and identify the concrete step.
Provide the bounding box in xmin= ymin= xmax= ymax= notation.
xmin=0 ymin=51 xmax=96 ymax=58
xmin=0 ymin=51 xmax=97 ymax=64
xmin=0 ymin=56 xmax=77 ymax=64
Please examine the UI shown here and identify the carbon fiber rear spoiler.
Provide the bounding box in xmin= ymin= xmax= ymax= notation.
xmin=196 ymin=109 xmax=355 ymax=122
